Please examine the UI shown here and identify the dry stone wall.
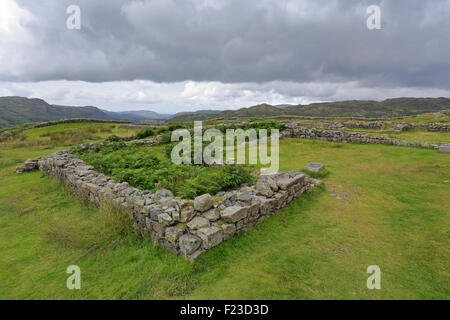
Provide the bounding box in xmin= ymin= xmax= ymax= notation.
xmin=18 ymin=147 xmax=314 ymax=261
xmin=317 ymin=121 xmax=449 ymax=132
xmin=321 ymin=121 xmax=383 ymax=130
xmin=30 ymin=118 xmax=131 ymax=128
xmin=281 ymin=122 xmax=449 ymax=149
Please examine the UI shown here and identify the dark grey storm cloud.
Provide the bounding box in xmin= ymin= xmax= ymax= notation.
xmin=2 ymin=0 xmax=450 ymax=88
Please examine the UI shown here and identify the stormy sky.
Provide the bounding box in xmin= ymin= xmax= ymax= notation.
xmin=1 ymin=0 xmax=450 ymax=112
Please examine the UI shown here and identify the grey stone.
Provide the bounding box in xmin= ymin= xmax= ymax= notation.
xmin=187 ymin=216 xmax=210 ymax=230
xmin=171 ymin=210 xmax=180 ymax=222
xmin=260 ymin=198 xmax=277 ymax=215
xmin=266 ymin=177 xmax=279 ymax=191
xmin=255 ymin=181 xmax=273 ymax=197
xmin=305 ymin=163 xmax=325 ymax=173
xmin=197 ymin=227 xmax=223 ymax=249
xmin=439 ymin=145 xmax=450 ymax=153
xmin=194 ymin=194 xmax=214 ymax=212
xmin=151 ymin=220 xmax=165 ymax=237
xmin=202 ymin=208 xmax=220 ymax=221
xmin=236 ymin=218 xmax=247 ymax=230
xmin=150 ymin=207 xmax=164 ymax=221
xmin=222 ymin=223 xmax=236 ymax=240
xmin=159 ymin=238 xmax=179 ymax=255
xmin=221 ymin=205 xmax=248 ymax=223
xmin=248 ymin=203 xmax=260 ymax=217
xmin=237 ymin=192 xmax=252 ymax=204
xmin=158 ymin=212 xmax=173 ymax=226
xmin=158 ymin=197 xmax=177 ymax=209
xmin=179 ymin=234 xmax=202 ymax=255
xmin=165 ymin=227 xmax=184 ymax=244
xmin=275 ymin=176 xmax=295 ymax=190
xmin=180 ymin=206 xmax=195 ymax=223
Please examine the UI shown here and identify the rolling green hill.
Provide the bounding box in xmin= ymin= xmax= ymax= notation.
xmin=3 ymin=96 xmax=450 ymax=128
xmin=170 ymin=98 xmax=450 ymax=122
xmin=0 ymin=97 xmax=170 ymax=128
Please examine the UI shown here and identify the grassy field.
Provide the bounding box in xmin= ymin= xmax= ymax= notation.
xmin=0 ymin=122 xmax=449 ymax=299
xmin=1 ymin=122 xmax=142 ymax=149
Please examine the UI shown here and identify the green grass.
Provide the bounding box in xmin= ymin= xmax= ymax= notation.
xmin=23 ymin=122 xmax=141 ymax=141
xmin=366 ymin=130 xmax=449 ymax=143
xmin=0 ymin=122 xmax=449 ymax=299
xmin=1 ymin=122 xmax=143 ymax=149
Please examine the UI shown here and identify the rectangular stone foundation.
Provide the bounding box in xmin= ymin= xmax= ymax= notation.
xmin=19 ymin=150 xmax=315 ymax=261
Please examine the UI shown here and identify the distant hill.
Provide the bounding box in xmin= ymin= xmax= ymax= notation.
xmin=0 ymin=97 xmax=170 ymax=128
xmin=169 ymin=98 xmax=450 ymax=122
xmin=168 ymin=109 xmax=222 ymax=122
xmin=3 ymin=96 xmax=450 ymax=128
xmin=115 ymin=110 xmax=171 ymax=121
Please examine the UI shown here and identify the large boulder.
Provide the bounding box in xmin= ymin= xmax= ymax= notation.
xmin=237 ymin=192 xmax=252 ymax=205
xmin=305 ymin=163 xmax=325 ymax=173
xmin=194 ymin=194 xmax=214 ymax=212
xmin=222 ymin=223 xmax=236 ymax=240
xmin=158 ymin=197 xmax=177 ymax=209
xmin=197 ymin=227 xmax=223 ymax=249
xmin=180 ymin=206 xmax=195 ymax=223
xmin=187 ymin=216 xmax=210 ymax=230
xmin=202 ymin=208 xmax=220 ymax=221
xmin=276 ymin=173 xmax=308 ymax=190
xmin=165 ymin=227 xmax=184 ymax=244
xmin=439 ymin=145 xmax=450 ymax=153
xmin=221 ymin=205 xmax=248 ymax=223
xmin=179 ymin=234 xmax=202 ymax=255
xmin=15 ymin=158 xmax=41 ymax=173
xmin=255 ymin=181 xmax=273 ymax=197
xmin=157 ymin=212 xmax=173 ymax=226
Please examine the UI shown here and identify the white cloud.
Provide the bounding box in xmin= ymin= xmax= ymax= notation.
xmin=3 ymin=79 xmax=450 ymax=113
xmin=0 ymin=0 xmax=33 ymax=34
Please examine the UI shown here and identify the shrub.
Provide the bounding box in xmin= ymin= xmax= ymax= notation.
xmin=217 ymin=165 xmax=255 ymax=190
xmin=133 ymin=128 xmax=155 ymax=140
xmin=105 ymin=134 xmax=121 ymax=142
xmin=75 ymin=145 xmax=255 ymax=199
xmin=244 ymin=121 xmax=286 ymax=132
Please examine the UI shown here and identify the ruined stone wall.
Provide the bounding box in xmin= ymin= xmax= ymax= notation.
xmin=20 ymin=148 xmax=314 ymax=261
xmin=321 ymin=121 xmax=384 ymax=130
xmin=281 ymin=123 xmax=448 ymax=149
xmin=318 ymin=121 xmax=449 ymax=132
xmin=31 ymin=118 xmax=132 ymax=128
xmin=417 ymin=123 xmax=450 ymax=132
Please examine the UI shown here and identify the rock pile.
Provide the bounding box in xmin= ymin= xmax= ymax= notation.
xmin=15 ymin=158 xmax=41 ymax=173
xmin=0 ymin=130 xmax=13 ymax=141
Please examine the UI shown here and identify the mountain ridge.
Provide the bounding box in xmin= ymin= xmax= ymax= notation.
xmin=169 ymin=98 xmax=450 ymax=122
xmin=2 ymin=96 xmax=450 ymax=128
xmin=0 ymin=96 xmax=171 ymax=128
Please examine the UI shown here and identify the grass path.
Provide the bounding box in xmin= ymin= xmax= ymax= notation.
xmin=0 ymin=127 xmax=448 ymax=299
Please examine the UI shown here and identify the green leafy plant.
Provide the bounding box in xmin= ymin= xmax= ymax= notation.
xmin=133 ymin=128 xmax=155 ymax=140
xmin=74 ymin=145 xmax=255 ymax=199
